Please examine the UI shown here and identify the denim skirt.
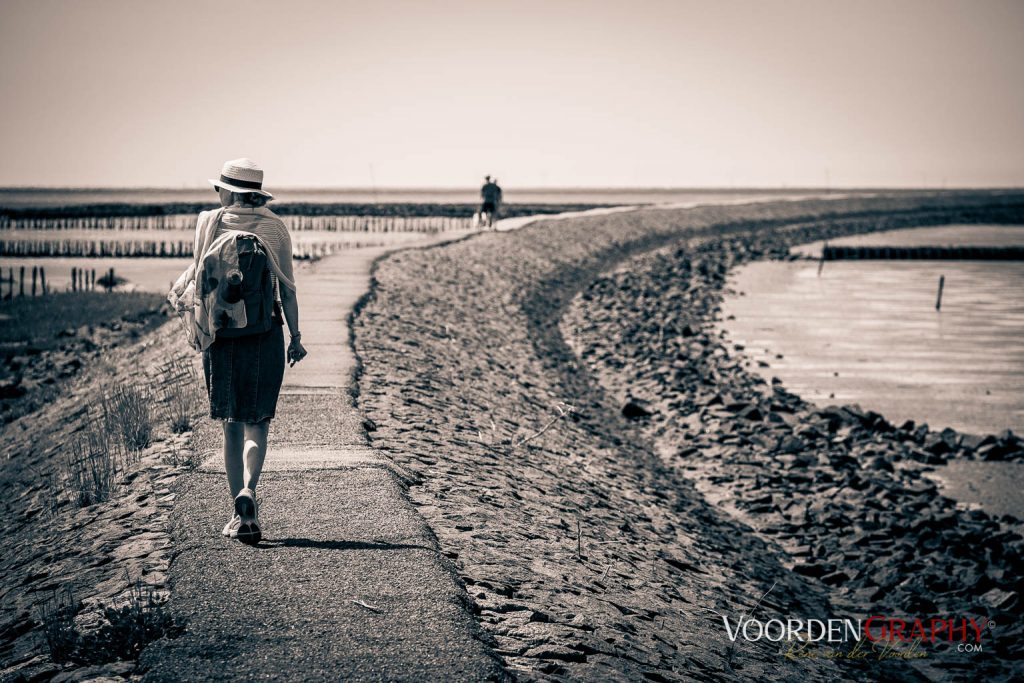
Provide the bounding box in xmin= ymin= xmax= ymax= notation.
xmin=202 ymin=321 xmax=285 ymax=423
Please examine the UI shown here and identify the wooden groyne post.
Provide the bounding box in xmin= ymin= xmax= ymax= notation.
xmin=8 ymin=266 xmax=51 ymax=297
xmin=936 ymin=275 xmax=945 ymax=311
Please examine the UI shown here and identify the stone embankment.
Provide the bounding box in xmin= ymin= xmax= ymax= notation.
xmin=0 ymin=321 xmax=202 ymax=683
xmin=562 ymin=210 xmax=1024 ymax=681
xmin=353 ymin=193 xmax=1024 ymax=681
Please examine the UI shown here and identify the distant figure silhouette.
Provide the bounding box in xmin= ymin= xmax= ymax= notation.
xmin=480 ymin=175 xmax=502 ymax=228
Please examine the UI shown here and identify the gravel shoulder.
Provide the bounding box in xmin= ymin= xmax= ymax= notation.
xmin=353 ymin=192 xmax=1023 ymax=681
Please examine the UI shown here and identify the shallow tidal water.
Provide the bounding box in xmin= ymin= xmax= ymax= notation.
xmin=719 ymin=225 xmax=1024 ymax=517
xmin=720 ymin=258 xmax=1024 ymax=436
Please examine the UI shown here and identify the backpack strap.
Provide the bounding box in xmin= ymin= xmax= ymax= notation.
xmin=193 ymin=207 xmax=227 ymax=270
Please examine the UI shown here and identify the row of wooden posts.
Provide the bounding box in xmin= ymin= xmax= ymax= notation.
xmin=0 ymin=239 xmax=383 ymax=259
xmin=0 ymin=239 xmax=192 ymax=258
xmin=1 ymin=266 xmax=114 ymax=298
xmin=822 ymin=244 xmax=1024 ymax=261
xmin=0 ymin=214 xmax=474 ymax=233
xmin=2 ymin=266 xmax=49 ymax=298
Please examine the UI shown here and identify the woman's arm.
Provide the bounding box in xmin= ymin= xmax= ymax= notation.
xmin=280 ymin=284 xmax=307 ymax=365
xmin=280 ymin=284 xmax=300 ymax=337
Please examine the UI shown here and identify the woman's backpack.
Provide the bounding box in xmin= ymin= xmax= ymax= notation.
xmin=169 ymin=209 xmax=286 ymax=350
xmin=207 ymin=234 xmax=276 ymax=338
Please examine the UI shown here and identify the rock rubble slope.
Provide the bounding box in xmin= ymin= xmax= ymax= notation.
xmin=353 ymin=193 xmax=1023 ymax=681
xmin=563 ymin=210 xmax=1024 ymax=681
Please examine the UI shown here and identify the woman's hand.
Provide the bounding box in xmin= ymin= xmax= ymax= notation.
xmin=287 ymin=334 xmax=308 ymax=367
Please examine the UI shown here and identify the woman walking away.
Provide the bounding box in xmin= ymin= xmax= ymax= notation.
xmin=174 ymin=158 xmax=307 ymax=544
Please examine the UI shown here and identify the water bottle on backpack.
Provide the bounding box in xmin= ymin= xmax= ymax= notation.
xmin=223 ymin=268 xmax=244 ymax=304
xmin=212 ymin=234 xmax=276 ymax=338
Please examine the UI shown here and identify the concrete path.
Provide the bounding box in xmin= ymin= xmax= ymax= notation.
xmin=139 ymin=209 xmax=644 ymax=680
xmin=139 ymin=233 xmax=508 ymax=682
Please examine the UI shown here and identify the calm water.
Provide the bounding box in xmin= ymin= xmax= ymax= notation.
xmin=0 ymin=187 xmax=843 ymax=208
xmin=719 ymin=227 xmax=1024 ymax=436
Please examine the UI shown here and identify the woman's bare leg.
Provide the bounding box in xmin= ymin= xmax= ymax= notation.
xmin=242 ymin=420 xmax=271 ymax=494
xmin=223 ymin=421 xmax=245 ymax=499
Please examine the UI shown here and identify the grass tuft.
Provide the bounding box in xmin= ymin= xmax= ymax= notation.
xmin=65 ymin=423 xmax=120 ymax=507
xmin=102 ymin=383 xmax=152 ymax=452
xmin=155 ymin=354 xmax=203 ymax=434
xmin=39 ymin=590 xmax=80 ymax=664
xmin=63 ymin=380 xmax=154 ymax=508
xmin=39 ymin=582 xmax=182 ymax=665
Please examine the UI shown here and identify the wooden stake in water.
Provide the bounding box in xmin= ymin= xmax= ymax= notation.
xmin=40 ymin=267 xmax=46 ymax=295
xmin=31 ymin=266 xmax=37 ymax=297
xmin=935 ymin=274 xmax=945 ymax=311
xmin=19 ymin=266 xmax=24 ymax=297
xmin=817 ymin=241 xmax=827 ymax=277
xmin=72 ymin=266 xmax=78 ymax=292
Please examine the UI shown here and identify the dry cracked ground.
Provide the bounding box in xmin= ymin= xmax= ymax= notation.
xmin=353 ymin=193 xmax=1024 ymax=682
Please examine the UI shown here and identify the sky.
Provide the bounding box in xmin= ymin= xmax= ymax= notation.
xmin=0 ymin=0 xmax=1022 ymax=189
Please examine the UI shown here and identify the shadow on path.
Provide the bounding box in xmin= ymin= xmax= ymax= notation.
xmin=257 ymin=538 xmax=435 ymax=552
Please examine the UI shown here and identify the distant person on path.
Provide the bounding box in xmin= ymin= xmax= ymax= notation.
xmin=170 ymin=158 xmax=307 ymax=544
xmin=480 ymin=175 xmax=502 ymax=228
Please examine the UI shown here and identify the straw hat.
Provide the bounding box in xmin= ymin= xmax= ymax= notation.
xmin=209 ymin=158 xmax=273 ymax=198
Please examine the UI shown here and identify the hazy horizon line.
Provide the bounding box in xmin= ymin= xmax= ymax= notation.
xmin=2 ymin=184 xmax=1022 ymax=193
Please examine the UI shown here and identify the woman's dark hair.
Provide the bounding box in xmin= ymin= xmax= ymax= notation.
xmin=232 ymin=191 xmax=270 ymax=208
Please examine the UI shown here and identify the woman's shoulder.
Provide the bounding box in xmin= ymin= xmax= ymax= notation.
xmin=194 ymin=208 xmax=224 ymax=237
xmin=256 ymin=206 xmax=287 ymax=226
xmin=258 ymin=208 xmax=290 ymax=238
xmin=197 ymin=207 xmax=229 ymax=226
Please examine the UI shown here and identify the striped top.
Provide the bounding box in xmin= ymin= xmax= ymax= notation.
xmin=207 ymin=206 xmax=296 ymax=298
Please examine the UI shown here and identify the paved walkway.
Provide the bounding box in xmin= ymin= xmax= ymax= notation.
xmin=140 ymin=234 xmax=507 ymax=682
xmin=139 ymin=209 xmax=636 ymax=680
